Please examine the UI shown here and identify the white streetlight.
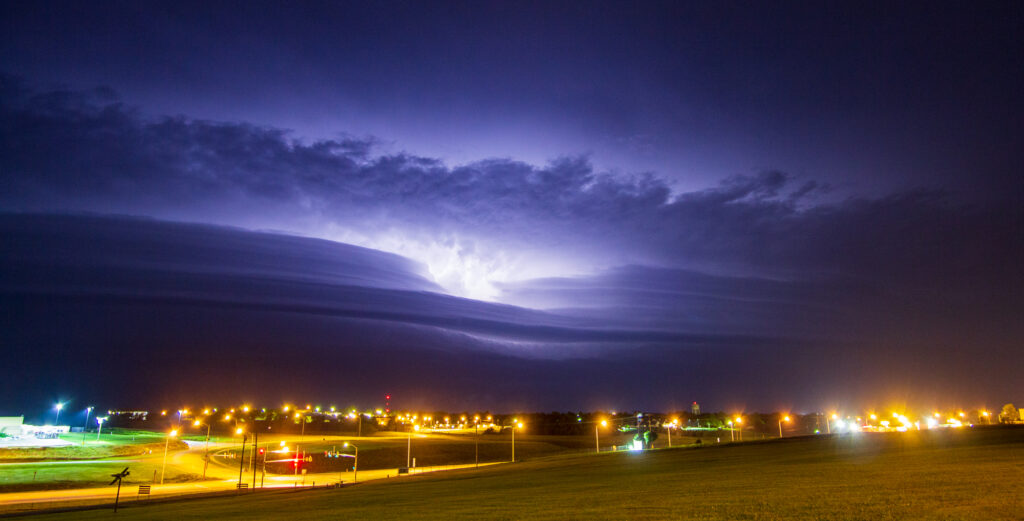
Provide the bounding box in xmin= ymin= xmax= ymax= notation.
xmin=82 ymin=407 xmax=93 ymax=445
xmin=54 ymin=402 xmax=64 ymax=425
xmin=96 ymin=416 xmax=108 ymax=440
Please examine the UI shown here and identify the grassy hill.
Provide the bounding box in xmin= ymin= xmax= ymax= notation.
xmin=29 ymin=426 xmax=1024 ymax=520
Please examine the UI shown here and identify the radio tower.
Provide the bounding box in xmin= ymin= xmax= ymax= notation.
xmin=385 ymin=394 xmax=391 ymax=414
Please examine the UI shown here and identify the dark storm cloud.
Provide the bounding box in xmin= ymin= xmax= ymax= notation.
xmin=3 ymin=77 xmax=1020 ymax=290
xmin=0 ymin=214 xmax=779 ymax=349
xmin=1 ymin=79 xmax=1022 ymax=411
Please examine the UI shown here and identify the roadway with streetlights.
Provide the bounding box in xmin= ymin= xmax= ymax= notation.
xmin=0 ymin=430 xmax=498 ymax=513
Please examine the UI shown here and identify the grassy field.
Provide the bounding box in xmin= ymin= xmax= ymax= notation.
xmin=25 ymin=426 xmax=1024 ymax=520
xmin=0 ymin=430 xmax=646 ymax=492
xmin=253 ymin=431 xmax=681 ymax=472
xmin=0 ymin=431 xmax=195 ymax=492
xmin=0 ymin=431 xmax=188 ymax=462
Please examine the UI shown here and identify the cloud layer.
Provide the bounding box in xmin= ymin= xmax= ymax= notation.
xmin=5 ymin=76 xmax=1018 ymax=302
xmin=1 ymin=78 xmax=1021 ymax=411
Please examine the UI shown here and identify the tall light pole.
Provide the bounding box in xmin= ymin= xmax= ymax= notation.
xmin=665 ymin=419 xmax=678 ymax=447
xmin=96 ymin=416 xmax=108 ymax=440
xmin=779 ymin=415 xmax=790 ymax=438
xmin=160 ymin=429 xmax=178 ymax=484
xmin=193 ymin=420 xmax=212 ymax=479
xmin=473 ymin=416 xmax=480 ymax=467
xmin=511 ymin=421 xmax=523 ymax=462
xmin=82 ymin=407 xmax=93 ymax=445
xmin=727 ymin=420 xmax=734 ymax=442
xmin=235 ymin=427 xmax=247 ymax=488
xmin=595 ymin=419 xmax=607 ymax=453
xmin=735 ymin=417 xmax=743 ymax=441
xmin=54 ymin=402 xmax=64 ymax=425
xmin=343 ymin=442 xmax=358 ymax=483
xmin=293 ymin=411 xmax=308 ymax=477
xmin=408 ymin=424 xmax=419 ymax=468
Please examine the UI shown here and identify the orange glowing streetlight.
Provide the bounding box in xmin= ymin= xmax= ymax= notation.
xmin=779 ymin=415 xmax=791 ymax=438
xmin=235 ymin=426 xmax=248 ymax=486
xmin=665 ymin=418 xmax=679 ymax=447
xmin=193 ymin=419 xmax=212 ymax=479
xmin=160 ymin=429 xmax=178 ymax=484
xmin=343 ymin=442 xmax=359 ymax=483
xmin=512 ymin=421 xmax=524 ymax=462
xmin=595 ymin=419 xmax=608 ymax=453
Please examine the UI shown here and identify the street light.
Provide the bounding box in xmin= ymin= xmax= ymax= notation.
xmin=779 ymin=415 xmax=790 ymax=438
xmin=82 ymin=407 xmax=93 ymax=445
xmin=727 ymin=420 xmax=734 ymax=442
xmin=193 ymin=420 xmax=212 ymax=479
xmin=343 ymin=442 xmax=359 ymax=483
xmin=511 ymin=421 xmax=523 ymax=462
xmin=96 ymin=416 xmax=108 ymax=440
xmin=407 ymin=425 xmax=419 ymax=468
xmin=665 ymin=418 xmax=679 ymax=447
xmin=54 ymin=402 xmax=64 ymax=425
xmin=734 ymin=417 xmax=743 ymax=441
xmin=595 ymin=419 xmax=607 ymax=453
xmin=293 ymin=412 xmax=307 ymax=477
xmin=160 ymin=429 xmax=178 ymax=484
xmin=235 ymin=427 xmax=247 ymax=490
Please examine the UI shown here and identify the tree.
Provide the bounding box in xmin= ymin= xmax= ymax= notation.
xmin=999 ymin=404 xmax=1018 ymax=423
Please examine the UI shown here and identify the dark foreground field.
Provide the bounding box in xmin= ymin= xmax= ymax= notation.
xmin=26 ymin=426 xmax=1024 ymax=520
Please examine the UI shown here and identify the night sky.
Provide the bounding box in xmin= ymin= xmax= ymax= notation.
xmin=2 ymin=1 xmax=1022 ymax=418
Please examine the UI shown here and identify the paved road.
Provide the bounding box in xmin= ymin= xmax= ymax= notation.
xmin=0 ymin=435 xmax=498 ymax=513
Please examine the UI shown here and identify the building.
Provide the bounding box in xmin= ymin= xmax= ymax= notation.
xmin=0 ymin=416 xmax=24 ymax=436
